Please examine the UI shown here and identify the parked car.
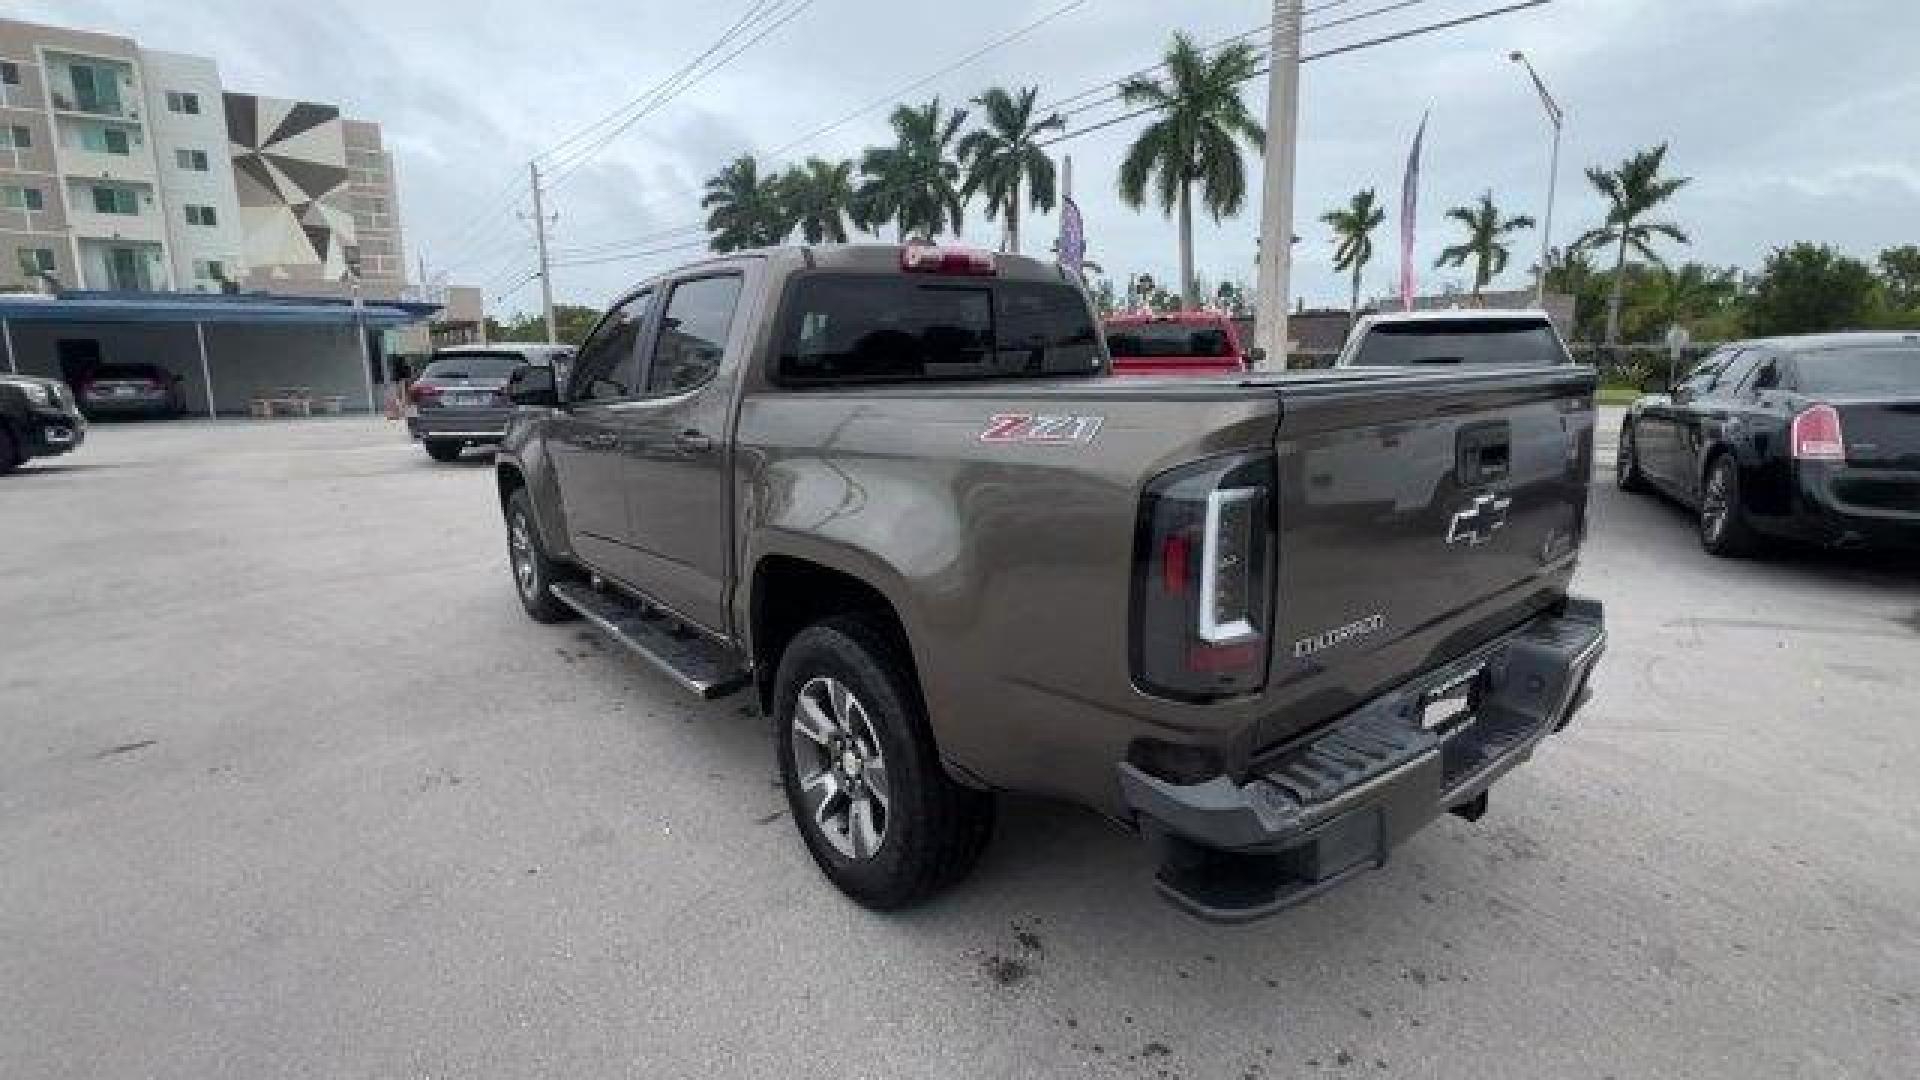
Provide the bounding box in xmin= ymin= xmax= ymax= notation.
xmin=0 ymin=375 xmax=86 ymax=474
xmin=495 ymin=242 xmax=1605 ymax=922
xmin=407 ymin=343 xmax=574 ymax=462
xmin=75 ymin=362 xmax=187 ymax=419
xmin=1334 ymin=309 xmax=1574 ymax=368
xmin=1103 ymin=311 xmax=1254 ymax=376
xmin=1617 ymin=332 xmax=1919 ymax=555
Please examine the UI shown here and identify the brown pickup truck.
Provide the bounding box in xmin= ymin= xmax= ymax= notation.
xmin=495 ymin=243 xmax=1606 ymax=922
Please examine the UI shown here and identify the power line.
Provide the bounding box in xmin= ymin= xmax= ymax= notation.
xmin=550 ymin=222 xmax=708 ymax=258
xmin=435 ymin=0 xmax=794 ymax=275
xmin=544 ymin=0 xmax=818 ymax=192
xmin=534 ymin=0 xmax=781 ymax=171
xmin=1052 ymin=0 xmax=1438 ymax=125
xmin=764 ymin=0 xmax=1085 ymax=160
xmin=550 ymin=238 xmax=711 ymax=269
xmin=1038 ymin=0 xmax=1412 ymax=119
xmin=540 ymin=0 xmax=1091 ymax=266
xmin=1036 ymin=0 xmax=1550 ymax=148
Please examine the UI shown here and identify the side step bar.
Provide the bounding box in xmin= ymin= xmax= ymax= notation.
xmin=549 ymin=581 xmax=751 ymax=700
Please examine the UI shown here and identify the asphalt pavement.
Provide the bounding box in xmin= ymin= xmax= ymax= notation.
xmin=2 ymin=412 xmax=1915 ymax=1079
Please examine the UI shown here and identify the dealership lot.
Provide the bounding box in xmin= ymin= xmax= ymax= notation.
xmin=2 ymin=415 xmax=1915 ymax=1080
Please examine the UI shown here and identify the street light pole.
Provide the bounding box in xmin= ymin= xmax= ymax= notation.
xmin=1253 ymin=0 xmax=1304 ymax=371
xmin=1510 ymin=50 xmax=1564 ymax=309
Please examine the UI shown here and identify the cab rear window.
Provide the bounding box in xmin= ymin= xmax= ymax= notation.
xmin=1107 ymin=322 xmax=1234 ymax=358
xmin=1350 ymin=320 xmax=1569 ymax=367
xmin=776 ymin=276 xmax=1104 ymax=385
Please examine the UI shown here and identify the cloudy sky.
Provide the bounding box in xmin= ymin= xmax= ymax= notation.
xmin=23 ymin=0 xmax=1920 ymax=316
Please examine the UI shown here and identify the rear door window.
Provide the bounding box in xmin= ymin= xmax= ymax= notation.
xmin=646 ymin=275 xmax=742 ymax=395
xmin=777 ymin=275 xmax=1101 ymax=385
xmin=1350 ymin=320 xmax=1569 ymax=366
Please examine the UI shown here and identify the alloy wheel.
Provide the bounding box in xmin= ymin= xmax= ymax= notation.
xmin=790 ymin=675 xmax=892 ymax=860
xmin=509 ymin=513 xmax=538 ymax=599
xmin=1701 ymin=465 xmax=1730 ymax=542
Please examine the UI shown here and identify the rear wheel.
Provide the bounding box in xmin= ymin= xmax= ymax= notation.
xmin=1699 ymin=453 xmax=1758 ymax=557
xmin=424 ymin=439 xmax=464 ymax=462
xmin=0 ymin=423 xmax=20 ymax=475
xmin=774 ymin=616 xmax=993 ymax=910
xmin=1615 ymin=421 xmax=1648 ymax=492
xmin=506 ymin=488 xmax=578 ymax=622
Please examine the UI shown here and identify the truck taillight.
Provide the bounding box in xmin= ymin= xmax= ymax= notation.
xmin=900 ymin=243 xmax=996 ymax=276
xmin=410 ymin=382 xmax=440 ymax=404
xmin=1791 ymin=403 xmax=1846 ymax=462
xmin=1132 ymin=453 xmax=1275 ymax=701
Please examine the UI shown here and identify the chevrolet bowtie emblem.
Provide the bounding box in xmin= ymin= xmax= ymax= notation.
xmin=1447 ymin=493 xmax=1512 ymax=546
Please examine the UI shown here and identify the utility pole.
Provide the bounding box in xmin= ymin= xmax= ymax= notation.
xmin=1510 ymin=51 xmax=1564 ymax=308
xmin=1253 ymin=0 xmax=1304 ymax=371
xmin=528 ymin=160 xmax=559 ymax=345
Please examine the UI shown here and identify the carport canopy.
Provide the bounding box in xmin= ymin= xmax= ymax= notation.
xmin=0 ymin=291 xmax=437 ymax=417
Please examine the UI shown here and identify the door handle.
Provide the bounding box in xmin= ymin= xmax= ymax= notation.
xmin=675 ymin=429 xmax=713 ymax=453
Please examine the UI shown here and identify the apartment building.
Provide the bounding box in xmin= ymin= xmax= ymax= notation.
xmin=0 ymin=17 xmax=406 ymax=299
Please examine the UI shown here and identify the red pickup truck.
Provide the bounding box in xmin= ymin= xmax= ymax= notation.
xmin=1103 ymin=311 xmax=1255 ymax=376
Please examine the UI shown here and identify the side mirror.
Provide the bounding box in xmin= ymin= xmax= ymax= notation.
xmin=507 ymin=365 xmax=559 ymax=407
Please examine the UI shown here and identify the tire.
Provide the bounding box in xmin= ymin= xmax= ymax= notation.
xmin=1615 ymin=421 xmax=1648 ymax=492
xmin=424 ymin=439 xmax=465 ymax=462
xmin=505 ymin=488 xmax=578 ymax=622
xmin=1698 ymin=453 xmax=1758 ymax=557
xmin=774 ymin=615 xmax=994 ymax=910
xmin=0 ymin=423 xmax=20 ymax=475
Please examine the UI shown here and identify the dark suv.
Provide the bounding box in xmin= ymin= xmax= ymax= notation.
xmin=407 ymin=343 xmax=573 ymax=462
xmin=1 ymin=375 xmax=86 ymax=473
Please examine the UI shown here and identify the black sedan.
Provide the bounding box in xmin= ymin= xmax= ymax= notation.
xmin=1617 ymin=332 xmax=1918 ymax=556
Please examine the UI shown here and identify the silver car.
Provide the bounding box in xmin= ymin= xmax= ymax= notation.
xmin=407 ymin=343 xmax=572 ymax=462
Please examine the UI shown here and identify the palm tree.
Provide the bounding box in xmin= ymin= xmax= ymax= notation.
xmin=1574 ymin=142 xmax=1692 ymax=343
xmin=701 ymin=154 xmax=791 ymax=252
xmin=855 ymin=98 xmax=969 ymax=242
xmin=1116 ymin=33 xmax=1265 ymax=308
xmin=780 ymin=157 xmax=857 ymax=244
xmin=1321 ymin=188 xmax=1385 ymax=326
xmin=957 ymin=85 xmax=1063 ymax=255
xmin=1631 ymin=261 xmax=1737 ymax=339
xmin=1434 ymin=191 xmax=1535 ymax=296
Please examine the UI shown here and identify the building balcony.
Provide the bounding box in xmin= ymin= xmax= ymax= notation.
xmin=53 ymin=147 xmax=159 ymax=186
xmin=48 ymin=92 xmax=141 ymax=123
xmin=68 ymin=207 xmax=168 ymax=247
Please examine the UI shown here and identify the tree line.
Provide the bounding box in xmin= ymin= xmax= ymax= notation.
xmin=680 ymin=32 xmax=1919 ymax=345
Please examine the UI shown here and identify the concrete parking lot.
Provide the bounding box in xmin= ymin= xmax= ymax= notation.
xmin=3 ymin=413 xmax=1915 ymax=1080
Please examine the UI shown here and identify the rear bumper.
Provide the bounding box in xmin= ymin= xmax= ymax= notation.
xmin=1119 ymin=596 xmax=1605 ymax=923
xmin=408 ymin=409 xmax=512 ymax=442
xmin=1781 ymin=465 xmax=1920 ymax=549
xmin=82 ymin=396 xmax=173 ymax=416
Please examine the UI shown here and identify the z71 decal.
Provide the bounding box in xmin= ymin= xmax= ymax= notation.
xmin=978 ymin=413 xmax=1103 ymax=445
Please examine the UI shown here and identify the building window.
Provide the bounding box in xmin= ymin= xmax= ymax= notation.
xmin=165 ymin=90 xmax=200 ymax=115
xmin=90 ymin=186 xmax=138 ymax=215
xmin=79 ymin=126 xmax=132 ymax=154
xmin=3 ymin=185 xmax=45 ymax=211
xmin=185 ymin=204 xmax=218 ymax=227
xmin=175 ymin=147 xmax=209 ymax=171
xmin=2 ymin=124 xmax=29 ymax=149
xmin=192 ymin=258 xmax=227 ymax=282
xmin=18 ymin=247 xmax=55 ymax=276
xmin=68 ymin=62 xmax=124 ymax=115
xmin=0 ymin=62 xmax=20 ymax=86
